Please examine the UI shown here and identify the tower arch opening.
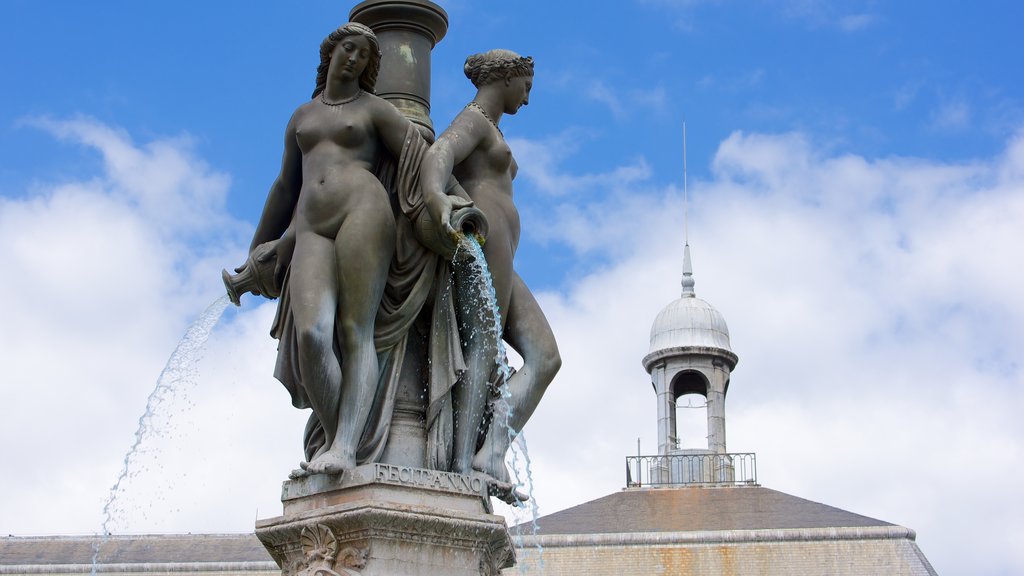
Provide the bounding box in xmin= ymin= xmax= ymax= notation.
xmin=670 ymin=371 xmax=709 ymax=450
xmin=675 ymin=393 xmax=708 ymax=450
xmin=670 ymin=370 xmax=708 ymax=399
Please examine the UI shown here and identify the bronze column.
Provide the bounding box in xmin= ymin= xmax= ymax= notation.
xmin=350 ymin=0 xmax=448 ymax=135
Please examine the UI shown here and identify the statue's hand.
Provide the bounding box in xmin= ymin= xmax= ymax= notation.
xmin=225 ymin=238 xmax=286 ymax=301
xmin=248 ymin=237 xmax=293 ymax=293
xmin=273 ymin=231 xmax=296 ymax=285
xmin=251 ymin=239 xmax=278 ymax=265
xmin=425 ymin=192 xmax=473 ymax=239
xmin=448 ymin=195 xmax=474 ymax=218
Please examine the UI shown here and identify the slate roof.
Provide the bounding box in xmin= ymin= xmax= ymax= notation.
xmin=515 ymin=485 xmax=894 ymax=536
xmin=0 ymin=488 xmax=934 ymax=576
xmin=0 ymin=534 xmax=272 ymax=566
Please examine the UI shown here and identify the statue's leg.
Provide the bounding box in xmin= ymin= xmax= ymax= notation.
xmin=451 ymin=224 xmax=515 ymax=475
xmin=451 ymin=266 xmax=500 ymax=475
xmin=288 ymin=231 xmax=343 ymax=466
xmin=310 ymin=193 xmax=396 ymax=474
xmin=473 ymin=271 xmax=561 ymax=483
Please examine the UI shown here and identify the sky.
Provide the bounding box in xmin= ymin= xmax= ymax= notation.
xmin=1 ymin=1 xmax=1022 ymax=574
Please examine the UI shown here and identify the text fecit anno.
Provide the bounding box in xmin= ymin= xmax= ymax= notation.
xmin=374 ymin=464 xmax=484 ymax=494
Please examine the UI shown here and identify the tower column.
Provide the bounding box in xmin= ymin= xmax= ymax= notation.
xmin=706 ymin=360 xmax=727 ymax=454
xmin=654 ymin=363 xmax=674 ymax=455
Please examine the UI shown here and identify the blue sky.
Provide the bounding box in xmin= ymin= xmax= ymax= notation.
xmin=6 ymin=1 xmax=1021 ymax=285
xmin=2 ymin=2 xmax=1023 ymax=575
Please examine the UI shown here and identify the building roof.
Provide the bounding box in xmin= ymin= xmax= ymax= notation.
xmin=0 ymin=488 xmax=934 ymax=576
xmin=0 ymin=534 xmax=272 ymax=566
xmin=508 ymin=485 xmax=936 ymax=576
xmin=516 ymin=485 xmax=893 ymax=536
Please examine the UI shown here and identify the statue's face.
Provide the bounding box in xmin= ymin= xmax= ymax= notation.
xmin=330 ymin=34 xmax=372 ymax=83
xmin=503 ymin=75 xmax=533 ymax=115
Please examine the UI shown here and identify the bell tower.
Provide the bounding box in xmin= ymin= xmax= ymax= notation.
xmin=641 ymin=244 xmax=738 ymax=483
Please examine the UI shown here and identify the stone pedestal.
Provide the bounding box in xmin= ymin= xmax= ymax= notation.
xmin=256 ymin=464 xmax=515 ymax=576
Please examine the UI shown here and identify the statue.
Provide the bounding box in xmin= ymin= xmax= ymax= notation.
xmin=235 ymin=22 xmax=424 ymax=477
xmin=224 ymin=27 xmax=560 ymax=503
xmin=244 ymin=10 xmax=536 ymax=574
xmin=421 ymin=49 xmax=561 ymax=489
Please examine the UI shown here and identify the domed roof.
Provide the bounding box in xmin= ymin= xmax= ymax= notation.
xmin=648 ymin=295 xmax=732 ymax=354
xmin=648 ymin=244 xmax=733 ymax=355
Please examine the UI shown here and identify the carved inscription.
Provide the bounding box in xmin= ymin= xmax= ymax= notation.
xmin=374 ymin=464 xmax=484 ymax=495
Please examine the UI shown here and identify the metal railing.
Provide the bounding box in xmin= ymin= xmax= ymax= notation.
xmin=626 ymin=452 xmax=757 ymax=487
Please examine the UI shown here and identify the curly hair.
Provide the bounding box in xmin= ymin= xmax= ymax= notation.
xmin=464 ymin=49 xmax=534 ymax=88
xmin=312 ymin=22 xmax=382 ymax=98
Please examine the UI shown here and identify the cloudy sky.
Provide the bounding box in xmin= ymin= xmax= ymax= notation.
xmin=2 ymin=1 xmax=1022 ymax=574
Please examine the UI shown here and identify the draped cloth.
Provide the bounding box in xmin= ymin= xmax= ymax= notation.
xmin=269 ymin=124 xmax=464 ymax=469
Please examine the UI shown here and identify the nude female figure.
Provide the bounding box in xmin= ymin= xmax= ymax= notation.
xmin=421 ymin=50 xmax=561 ymax=485
xmin=246 ymin=23 xmax=417 ymax=476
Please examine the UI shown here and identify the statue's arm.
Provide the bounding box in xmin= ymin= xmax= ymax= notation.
xmin=420 ymin=114 xmax=484 ymax=235
xmin=250 ymin=113 xmax=302 ymax=253
xmin=421 ymin=113 xmax=483 ymax=197
xmin=372 ymin=97 xmax=418 ymax=159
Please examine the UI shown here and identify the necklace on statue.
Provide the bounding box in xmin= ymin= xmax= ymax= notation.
xmin=320 ymin=89 xmax=363 ymax=107
xmin=467 ymin=101 xmax=503 ymax=137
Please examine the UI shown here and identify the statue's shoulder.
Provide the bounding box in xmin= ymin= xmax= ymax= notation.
xmin=363 ymin=92 xmax=396 ymax=112
xmin=363 ymin=92 xmax=407 ymax=125
xmin=284 ymin=98 xmax=321 ymax=129
xmin=438 ymin=105 xmax=487 ymax=140
xmin=293 ymin=98 xmax=318 ymax=116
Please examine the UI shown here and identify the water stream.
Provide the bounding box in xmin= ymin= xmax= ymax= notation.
xmin=90 ymin=295 xmax=230 ymax=576
xmin=454 ymin=236 xmax=545 ymax=572
xmin=89 ymin=238 xmax=545 ymax=572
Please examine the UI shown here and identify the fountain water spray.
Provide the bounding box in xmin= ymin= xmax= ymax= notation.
xmin=90 ymin=295 xmax=230 ymax=576
xmin=453 ymin=236 xmax=545 ymax=572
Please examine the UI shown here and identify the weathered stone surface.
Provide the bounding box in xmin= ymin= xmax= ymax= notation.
xmin=256 ymin=465 xmax=514 ymax=576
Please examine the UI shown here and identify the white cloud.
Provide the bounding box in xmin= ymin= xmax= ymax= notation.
xmin=508 ymin=134 xmax=651 ymax=200
xmin=3 ymin=117 xmax=1022 ymax=575
xmin=635 ymin=0 xmax=719 ymax=12
xmin=22 ymin=117 xmax=239 ymax=239
xmin=837 ymin=12 xmax=877 ymax=32
xmin=696 ymin=68 xmax=766 ymax=92
xmin=931 ymin=96 xmax=972 ymax=131
xmin=893 ymin=81 xmax=922 ymax=111
xmin=586 ymin=80 xmax=624 ymax=119
xmin=0 ymin=118 xmax=300 ymax=535
xmin=584 ymin=80 xmax=668 ymax=120
xmin=768 ymin=0 xmax=881 ymax=32
xmin=510 ymin=128 xmax=1024 ymax=576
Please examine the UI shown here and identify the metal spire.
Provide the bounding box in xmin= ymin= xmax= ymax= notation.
xmin=681 ymin=243 xmax=696 ymax=297
xmin=681 ymin=122 xmax=696 ymax=297
xmin=683 ymin=121 xmax=689 ymax=245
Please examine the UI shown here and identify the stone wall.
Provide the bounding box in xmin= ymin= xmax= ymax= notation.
xmin=504 ymin=527 xmax=937 ymax=576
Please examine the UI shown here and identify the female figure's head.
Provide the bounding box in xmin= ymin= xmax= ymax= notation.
xmin=464 ymin=49 xmax=534 ymax=114
xmin=312 ymin=22 xmax=382 ymax=98
xmin=464 ymin=49 xmax=534 ymax=88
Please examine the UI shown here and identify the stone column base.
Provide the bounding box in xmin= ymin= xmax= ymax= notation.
xmin=256 ymin=464 xmax=515 ymax=576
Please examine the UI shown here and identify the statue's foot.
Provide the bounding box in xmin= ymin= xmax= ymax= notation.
xmin=300 ymin=449 xmax=353 ymax=476
xmin=472 ymin=449 xmax=529 ymax=505
xmin=472 ymin=448 xmax=512 ymax=485
xmin=288 ymin=466 xmax=311 ymax=480
xmin=473 ymin=470 xmax=529 ymax=506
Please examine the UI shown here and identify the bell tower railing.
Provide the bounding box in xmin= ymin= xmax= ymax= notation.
xmin=626 ymin=452 xmax=757 ymax=487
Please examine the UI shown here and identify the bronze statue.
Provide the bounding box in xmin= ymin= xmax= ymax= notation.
xmin=421 ymin=49 xmax=561 ymax=489
xmin=243 ymin=10 xmax=551 ymax=573
xmin=225 ymin=29 xmax=559 ymax=504
xmin=242 ymin=23 xmax=420 ymax=476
